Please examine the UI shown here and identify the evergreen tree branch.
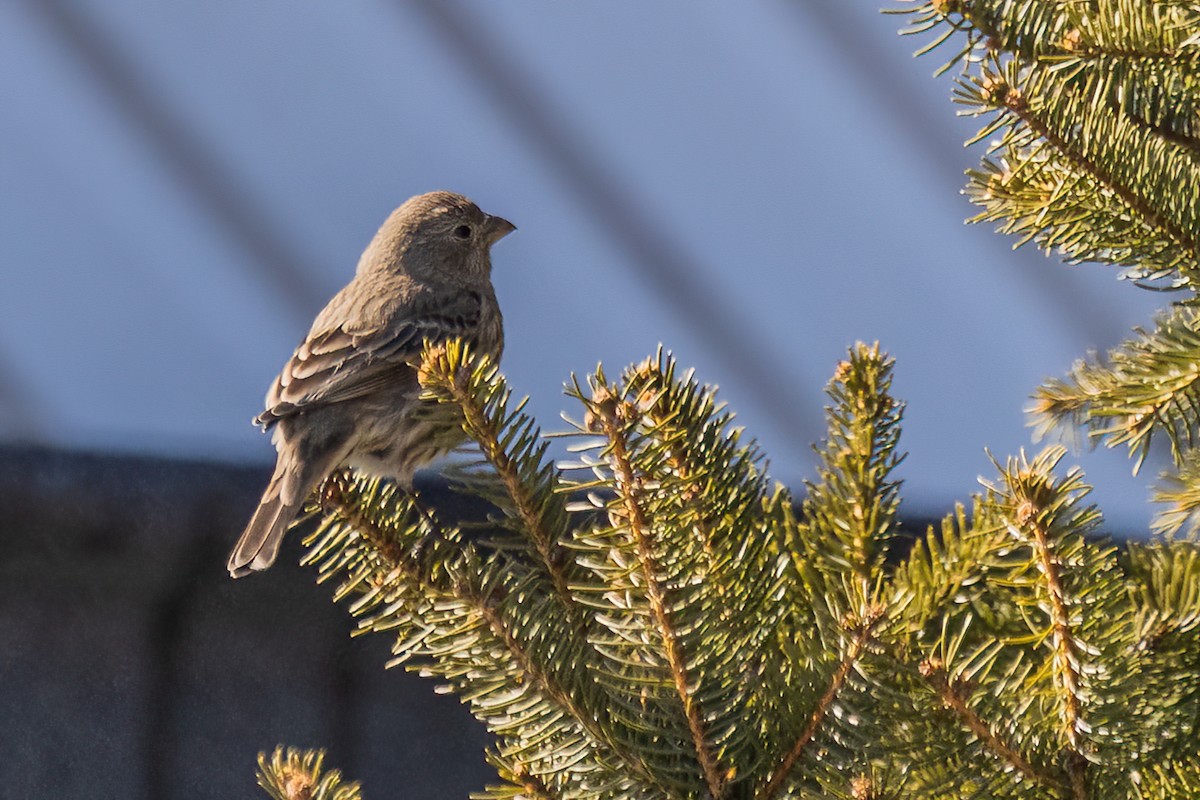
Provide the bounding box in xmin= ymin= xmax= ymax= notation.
xmin=418 ymin=342 xmax=580 ymax=619
xmin=1155 ymin=445 xmax=1200 ymax=540
xmin=896 ymin=0 xmax=1200 ymax=287
xmin=889 ymin=501 xmax=1077 ymax=796
xmin=995 ymin=78 xmax=1199 ymax=270
xmin=565 ymin=352 xmax=796 ymax=793
xmin=244 ymin=335 xmax=1200 ymax=796
xmin=320 ymin=482 xmax=565 ymax=713
xmin=568 ymin=357 xmax=784 ymax=794
xmin=1133 ymin=759 xmax=1200 ymax=798
xmin=613 ymin=354 xmax=738 ymax=653
xmin=620 ymin=350 xmax=792 ymax=747
xmin=1126 ymin=539 xmax=1200 ymax=647
xmin=800 ymin=344 xmax=904 ymax=618
xmin=759 ymin=608 xmax=884 ymax=800
xmin=1122 ymin=541 xmax=1200 ymax=766
xmin=477 ymin=751 xmax=572 ymax=800
xmin=1029 ymin=516 xmax=1088 ymax=769
xmin=256 ymin=747 xmax=363 ymax=800
xmin=1119 ymin=98 xmax=1200 ymax=159
xmin=416 ymin=344 xmax=685 ymax=794
xmin=1155 ymin=446 xmax=1200 ymax=534
xmin=761 ymin=345 xmax=901 ymax=798
xmin=892 ymin=502 xmax=1005 ymax=632
xmin=992 ymin=451 xmax=1095 ymax=799
xmin=592 ymin=386 xmax=727 ymax=800
xmin=313 ymin=476 xmax=668 ymax=798
xmin=917 ymin=659 xmax=1070 ymax=796
xmin=1032 ymin=307 xmax=1200 ymax=472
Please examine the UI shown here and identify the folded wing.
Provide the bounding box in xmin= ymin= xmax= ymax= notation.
xmin=256 ymin=289 xmax=483 ymax=428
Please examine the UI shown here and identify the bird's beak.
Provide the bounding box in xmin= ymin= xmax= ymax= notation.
xmin=484 ymin=214 xmax=516 ymax=245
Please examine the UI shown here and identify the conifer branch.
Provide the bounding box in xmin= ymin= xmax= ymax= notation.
xmin=1153 ymin=451 xmax=1200 ymax=539
xmin=1003 ymin=471 xmax=1091 ymax=799
xmin=322 ymin=500 xmax=561 ymax=758
xmin=254 ymin=332 xmax=1200 ymax=796
xmin=1119 ymin=101 xmax=1200 ymax=159
xmin=1027 ymin=513 xmax=1085 ymax=757
xmin=833 ymin=351 xmax=900 ymax=593
xmin=512 ymin=769 xmax=558 ymax=800
xmin=759 ymin=609 xmax=883 ymax=800
xmin=998 ymin=84 xmax=1198 ymax=266
xmin=918 ymin=660 xmax=1069 ymax=796
xmin=1126 ymin=539 xmax=1200 ymax=642
xmin=256 ymin=747 xmax=363 ymax=800
xmin=622 ymin=351 xmax=769 ymax=612
xmin=649 ymin=403 xmax=721 ymax=572
xmin=621 ymin=357 xmax=724 ymax=585
xmin=802 ymin=345 xmax=903 ymax=615
xmin=1031 ymin=307 xmax=1200 ymax=472
xmin=479 ymin=753 xmax=570 ymax=800
xmin=317 ymin=477 xmax=666 ymax=797
xmin=892 ymin=503 xmax=1004 ymax=629
xmin=899 ymin=1 xmax=1200 ymax=285
xmin=594 ymin=388 xmax=726 ymax=800
xmin=1075 ymin=46 xmax=1180 ymax=63
xmin=419 ymin=344 xmax=578 ymax=616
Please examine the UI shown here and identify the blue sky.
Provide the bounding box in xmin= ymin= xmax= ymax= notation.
xmin=1 ymin=0 xmax=1168 ymax=531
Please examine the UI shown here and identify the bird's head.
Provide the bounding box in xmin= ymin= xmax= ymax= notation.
xmin=358 ymin=190 xmax=515 ymax=284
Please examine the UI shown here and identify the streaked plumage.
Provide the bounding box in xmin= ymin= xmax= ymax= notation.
xmin=227 ymin=191 xmax=512 ymax=577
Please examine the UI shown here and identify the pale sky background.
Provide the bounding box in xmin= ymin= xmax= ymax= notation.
xmin=2 ymin=0 xmax=1168 ymax=532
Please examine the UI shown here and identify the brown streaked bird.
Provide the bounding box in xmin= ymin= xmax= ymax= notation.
xmin=227 ymin=191 xmax=513 ymax=577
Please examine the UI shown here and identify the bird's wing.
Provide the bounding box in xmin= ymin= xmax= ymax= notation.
xmin=256 ymin=289 xmax=483 ymax=427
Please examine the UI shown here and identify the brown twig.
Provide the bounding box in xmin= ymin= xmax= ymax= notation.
xmin=759 ymin=612 xmax=882 ymax=800
xmin=920 ymin=660 xmax=1070 ymax=796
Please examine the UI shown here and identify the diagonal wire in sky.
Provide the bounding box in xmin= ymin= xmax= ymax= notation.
xmin=25 ymin=0 xmax=330 ymax=331
xmin=795 ymin=0 xmax=1133 ymax=348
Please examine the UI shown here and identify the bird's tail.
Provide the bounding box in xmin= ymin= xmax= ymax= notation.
xmin=228 ymin=455 xmax=309 ymax=578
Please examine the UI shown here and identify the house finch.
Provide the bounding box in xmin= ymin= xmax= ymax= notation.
xmin=227 ymin=191 xmax=513 ymax=577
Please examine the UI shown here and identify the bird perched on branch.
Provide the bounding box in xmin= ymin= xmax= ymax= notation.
xmin=227 ymin=191 xmax=513 ymax=577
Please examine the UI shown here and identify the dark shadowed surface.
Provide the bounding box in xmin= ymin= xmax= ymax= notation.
xmin=0 ymin=445 xmax=954 ymax=798
xmin=0 ymin=446 xmax=493 ymax=800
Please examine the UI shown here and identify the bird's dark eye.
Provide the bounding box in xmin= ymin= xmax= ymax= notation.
xmin=453 ymin=224 xmax=472 ymax=240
